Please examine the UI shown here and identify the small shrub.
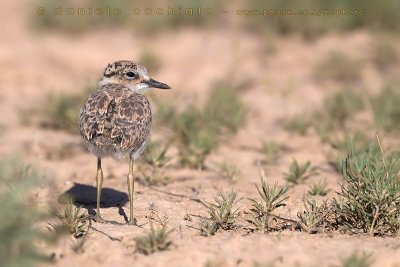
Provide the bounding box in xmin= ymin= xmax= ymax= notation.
xmin=200 ymin=220 xmax=218 ymax=237
xmin=57 ymin=200 xmax=89 ymax=238
xmin=334 ymin=137 xmax=400 ymax=234
xmin=207 ymin=189 xmax=240 ymax=230
xmin=371 ymin=87 xmax=400 ymax=133
xmin=328 ymin=132 xmax=370 ymax=173
xmin=284 ymin=160 xmax=318 ymax=184
xmin=134 ymin=222 xmax=174 ymax=255
xmin=219 ymin=162 xmax=240 ymax=182
xmin=0 ymin=160 xmax=49 ymax=266
xmin=297 ymin=199 xmax=329 ymax=233
xmin=139 ymin=141 xmax=171 ymax=185
xmin=247 ymin=176 xmax=290 ymax=233
xmin=308 ymin=180 xmax=331 ymax=196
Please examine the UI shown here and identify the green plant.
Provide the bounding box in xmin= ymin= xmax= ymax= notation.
xmin=200 ymin=220 xmax=218 ymax=236
xmin=247 ymin=176 xmax=290 ymax=233
xmin=134 ymin=222 xmax=174 ymax=255
xmin=284 ymin=160 xmax=318 ymax=184
xmin=71 ymin=236 xmax=87 ymax=254
xmin=297 ymin=199 xmax=329 ymax=233
xmin=334 ymin=137 xmax=400 ymax=234
xmin=154 ymin=85 xmax=245 ymax=168
xmin=316 ymin=52 xmax=363 ymax=83
xmin=308 ymin=180 xmax=331 ymax=196
xmin=173 ymin=108 xmax=220 ymax=168
xmin=27 ymin=87 xmax=95 ymax=134
xmin=285 ymin=114 xmax=311 ymax=135
xmin=0 ymin=160 xmax=49 ymax=266
xmin=219 ymin=162 xmax=240 ymax=181
xmin=207 ymin=189 xmax=240 ymax=230
xmin=57 ymin=200 xmax=89 ymax=238
xmin=312 ymin=89 xmax=365 ymax=142
xmin=139 ymin=141 xmax=171 ymax=185
xmin=371 ymin=87 xmax=400 ymax=133
xmin=203 ymin=84 xmax=247 ymax=133
xmin=339 ymin=250 xmax=374 ymax=267
xmin=259 ymin=141 xmax=287 ymax=162
xmin=328 ymin=132 xmax=370 ymax=173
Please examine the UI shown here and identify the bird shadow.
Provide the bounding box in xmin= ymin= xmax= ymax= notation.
xmin=58 ymin=183 xmax=129 ymax=221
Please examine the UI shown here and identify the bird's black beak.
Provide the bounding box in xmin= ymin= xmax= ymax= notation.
xmin=145 ymin=78 xmax=171 ymax=89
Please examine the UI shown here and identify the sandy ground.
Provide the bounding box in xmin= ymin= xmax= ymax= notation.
xmin=2 ymin=1 xmax=400 ymax=266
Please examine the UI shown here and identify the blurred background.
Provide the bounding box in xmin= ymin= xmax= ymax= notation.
xmin=1 ymin=0 xmax=400 ymax=266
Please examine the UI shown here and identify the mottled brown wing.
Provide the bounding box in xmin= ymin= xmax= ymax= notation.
xmin=111 ymin=94 xmax=152 ymax=151
xmin=79 ymin=90 xmax=112 ymax=141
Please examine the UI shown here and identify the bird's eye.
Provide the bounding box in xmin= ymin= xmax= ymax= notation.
xmin=126 ymin=72 xmax=136 ymax=78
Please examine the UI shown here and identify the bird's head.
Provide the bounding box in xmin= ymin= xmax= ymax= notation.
xmin=99 ymin=60 xmax=170 ymax=93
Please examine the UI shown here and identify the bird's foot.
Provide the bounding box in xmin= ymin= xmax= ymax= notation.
xmin=126 ymin=218 xmax=137 ymax=226
xmin=94 ymin=214 xmax=106 ymax=223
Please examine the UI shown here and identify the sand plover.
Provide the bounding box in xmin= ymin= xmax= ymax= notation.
xmin=79 ymin=60 xmax=170 ymax=225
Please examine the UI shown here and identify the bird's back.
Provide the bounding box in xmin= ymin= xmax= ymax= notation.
xmin=79 ymin=83 xmax=152 ymax=159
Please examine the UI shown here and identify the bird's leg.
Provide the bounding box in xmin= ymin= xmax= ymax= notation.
xmin=127 ymin=156 xmax=136 ymax=225
xmin=95 ymin=157 xmax=105 ymax=223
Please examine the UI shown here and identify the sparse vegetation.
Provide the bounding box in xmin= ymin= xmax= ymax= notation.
xmin=308 ymin=180 xmax=331 ymax=196
xmin=219 ymin=161 xmax=240 ymax=181
xmin=0 ymin=160 xmax=49 ymax=266
xmin=285 ymin=114 xmax=311 ymax=135
xmin=328 ymin=132 xmax=370 ymax=173
xmin=259 ymin=141 xmax=287 ymax=162
xmin=339 ymin=250 xmax=374 ymax=267
xmin=334 ymin=137 xmax=400 ymax=234
xmin=139 ymin=141 xmax=171 ymax=185
xmin=207 ymin=189 xmax=241 ymax=230
xmin=56 ymin=200 xmax=89 ymax=238
xmin=24 ymin=87 xmax=95 ymax=134
xmin=134 ymin=222 xmax=174 ymax=255
xmin=247 ymin=174 xmax=290 ymax=232
xmin=297 ymin=199 xmax=329 ymax=233
xmin=371 ymin=87 xmax=400 ymax=133
xmin=287 ymin=89 xmax=365 ymax=143
xmin=313 ymin=89 xmax=365 ymax=142
xmin=200 ymin=220 xmax=218 ymax=237
xmin=316 ymin=52 xmax=363 ymax=83
xmin=154 ymin=84 xmax=246 ymax=168
xmin=284 ymin=160 xmax=318 ymax=184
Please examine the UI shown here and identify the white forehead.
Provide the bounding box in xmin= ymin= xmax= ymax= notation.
xmin=137 ymin=65 xmax=149 ymax=80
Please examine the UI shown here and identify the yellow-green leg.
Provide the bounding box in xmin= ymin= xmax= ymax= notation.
xmin=127 ymin=156 xmax=136 ymax=225
xmin=95 ymin=157 xmax=105 ymax=223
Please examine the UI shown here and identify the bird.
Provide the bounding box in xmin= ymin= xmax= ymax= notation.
xmin=79 ymin=60 xmax=170 ymax=225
